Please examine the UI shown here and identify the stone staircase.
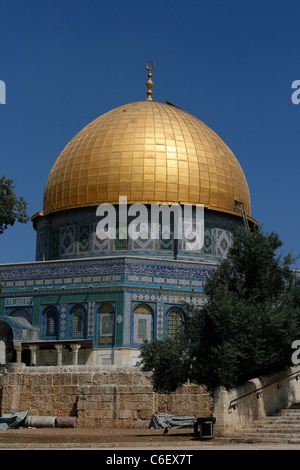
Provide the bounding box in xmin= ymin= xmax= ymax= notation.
xmin=217 ymin=403 xmax=300 ymax=444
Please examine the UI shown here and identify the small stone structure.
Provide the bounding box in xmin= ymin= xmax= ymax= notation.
xmin=0 ymin=365 xmax=212 ymax=428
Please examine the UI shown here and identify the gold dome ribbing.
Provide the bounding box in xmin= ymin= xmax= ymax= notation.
xmin=43 ymin=100 xmax=251 ymax=217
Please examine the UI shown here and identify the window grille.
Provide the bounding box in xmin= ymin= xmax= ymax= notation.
xmin=167 ymin=309 xmax=183 ymax=338
xmin=70 ymin=305 xmax=86 ymax=338
xmin=44 ymin=308 xmax=58 ymax=338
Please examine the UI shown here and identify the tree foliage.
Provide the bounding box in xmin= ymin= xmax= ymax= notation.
xmin=139 ymin=226 xmax=300 ymax=392
xmin=0 ymin=175 xmax=29 ymax=234
xmin=138 ymin=337 xmax=189 ymax=393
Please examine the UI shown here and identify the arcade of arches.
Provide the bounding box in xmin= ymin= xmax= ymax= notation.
xmin=0 ymin=303 xmax=187 ymax=367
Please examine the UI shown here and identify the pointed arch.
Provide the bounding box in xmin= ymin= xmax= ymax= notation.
xmin=98 ymin=302 xmax=115 ymax=344
xmin=9 ymin=308 xmax=32 ymax=326
xmin=43 ymin=306 xmax=59 ymax=339
xmin=166 ymin=306 xmax=185 ymax=338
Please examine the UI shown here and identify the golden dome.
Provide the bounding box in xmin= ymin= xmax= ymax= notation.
xmin=42 ymin=100 xmax=251 ymax=217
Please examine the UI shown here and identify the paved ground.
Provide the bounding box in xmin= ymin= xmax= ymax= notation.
xmin=0 ymin=427 xmax=300 ymax=450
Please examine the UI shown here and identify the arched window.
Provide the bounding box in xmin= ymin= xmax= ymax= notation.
xmin=167 ymin=308 xmax=185 ymax=338
xmin=70 ymin=305 xmax=86 ymax=338
xmin=98 ymin=303 xmax=115 ymax=344
xmin=133 ymin=303 xmax=153 ymax=345
xmin=43 ymin=307 xmax=59 ymax=339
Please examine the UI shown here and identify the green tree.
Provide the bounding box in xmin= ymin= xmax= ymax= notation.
xmin=139 ymin=226 xmax=300 ymax=392
xmin=0 ymin=175 xmax=29 ymax=234
xmin=138 ymin=337 xmax=189 ymax=393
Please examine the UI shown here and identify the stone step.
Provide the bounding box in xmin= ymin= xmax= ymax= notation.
xmin=245 ymin=416 xmax=300 ymax=429
xmin=216 ymin=403 xmax=300 ymax=444
xmin=282 ymin=410 xmax=300 ymax=416
xmin=269 ymin=414 xmax=300 ymax=418
xmin=242 ymin=419 xmax=300 ymax=429
xmin=215 ymin=435 xmax=300 ymax=444
xmin=249 ymin=414 xmax=300 ymax=423
xmin=232 ymin=429 xmax=300 ymax=436
xmin=271 ymin=418 xmax=300 ymax=423
xmin=261 ymin=418 xmax=300 ymax=424
xmin=248 ymin=428 xmax=300 ymax=434
xmin=242 ymin=433 xmax=300 ymax=441
xmin=244 ymin=422 xmax=300 ymax=430
xmin=248 ymin=425 xmax=300 ymax=432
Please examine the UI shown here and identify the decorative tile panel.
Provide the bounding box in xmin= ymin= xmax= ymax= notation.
xmin=156 ymin=303 xmax=164 ymax=340
xmin=60 ymin=304 xmax=67 ymax=338
xmin=123 ymin=293 xmax=131 ymax=346
xmin=202 ymin=228 xmax=214 ymax=255
xmin=216 ymin=229 xmax=232 ymax=258
xmin=60 ymin=226 xmax=76 ymax=256
xmin=92 ymin=223 xmax=112 ymax=252
xmin=88 ymin=301 xmax=94 ymax=337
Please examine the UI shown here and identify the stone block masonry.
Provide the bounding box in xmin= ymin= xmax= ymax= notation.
xmin=0 ymin=365 xmax=212 ymax=428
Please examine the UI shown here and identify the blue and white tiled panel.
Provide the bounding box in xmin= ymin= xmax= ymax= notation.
xmin=36 ymin=223 xmax=233 ymax=261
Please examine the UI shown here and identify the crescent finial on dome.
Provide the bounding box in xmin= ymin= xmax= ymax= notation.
xmin=145 ymin=61 xmax=155 ymax=100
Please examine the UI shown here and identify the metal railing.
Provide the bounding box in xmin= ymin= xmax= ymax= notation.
xmin=230 ymin=369 xmax=300 ymax=409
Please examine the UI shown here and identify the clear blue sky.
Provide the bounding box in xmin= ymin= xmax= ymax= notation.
xmin=0 ymin=0 xmax=299 ymax=267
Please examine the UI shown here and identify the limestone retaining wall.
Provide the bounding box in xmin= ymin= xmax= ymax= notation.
xmin=0 ymin=365 xmax=212 ymax=428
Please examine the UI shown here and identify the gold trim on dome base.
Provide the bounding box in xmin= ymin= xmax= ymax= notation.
xmin=41 ymin=100 xmax=252 ymax=221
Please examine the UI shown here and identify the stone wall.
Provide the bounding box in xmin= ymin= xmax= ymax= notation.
xmin=0 ymin=365 xmax=212 ymax=428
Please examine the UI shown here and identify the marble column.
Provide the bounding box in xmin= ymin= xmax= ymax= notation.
xmin=29 ymin=345 xmax=39 ymax=366
xmin=0 ymin=340 xmax=5 ymax=364
xmin=71 ymin=344 xmax=81 ymax=365
xmin=13 ymin=341 xmax=22 ymax=363
xmin=55 ymin=344 xmax=64 ymax=366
